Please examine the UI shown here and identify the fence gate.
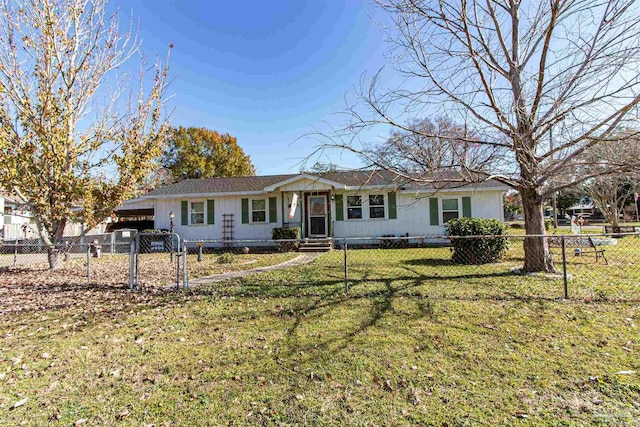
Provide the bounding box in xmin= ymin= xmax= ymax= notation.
xmin=130 ymin=232 xmax=182 ymax=290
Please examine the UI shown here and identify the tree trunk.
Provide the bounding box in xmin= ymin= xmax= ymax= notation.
xmin=47 ymin=246 xmax=63 ymax=270
xmin=610 ymin=204 xmax=619 ymax=227
xmin=520 ymin=188 xmax=556 ymax=273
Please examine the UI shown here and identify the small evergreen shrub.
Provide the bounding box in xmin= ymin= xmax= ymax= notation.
xmin=544 ymin=218 xmax=553 ymax=231
xmin=445 ymin=218 xmax=508 ymax=264
xmin=272 ymin=227 xmax=301 ymax=251
xmin=141 ymin=229 xmax=169 ymax=233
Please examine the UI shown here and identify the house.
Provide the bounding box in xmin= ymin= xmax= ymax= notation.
xmin=566 ymin=203 xmax=600 ymax=219
xmin=126 ymin=170 xmax=508 ymax=242
xmin=1 ymin=194 xmax=109 ymax=241
xmin=1 ymin=194 xmax=35 ymax=240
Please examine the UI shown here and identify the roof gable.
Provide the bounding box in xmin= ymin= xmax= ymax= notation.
xmin=263 ymin=174 xmax=346 ymax=192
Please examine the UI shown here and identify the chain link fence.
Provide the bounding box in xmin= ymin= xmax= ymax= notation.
xmin=0 ymin=231 xmax=136 ymax=285
xmin=131 ymin=233 xmax=182 ymax=290
xmin=176 ymin=233 xmax=640 ymax=302
xmin=2 ymin=232 xmax=638 ymax=302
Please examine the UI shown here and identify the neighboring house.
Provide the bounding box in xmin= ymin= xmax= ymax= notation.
xmin=1 ymin=194 xmax=108 ymax=240
xmin=566 ymin=203 xmax=599 ymax=218
xmin=1 ymin=194 xmax=35 ymax=240
xmin=125 ymin=170 xmax=508 ymax=241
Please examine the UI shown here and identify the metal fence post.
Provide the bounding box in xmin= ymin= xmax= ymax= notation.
xmin=182 ymin=240 xmax=188 ymax=290
xmin=561 ymin=236 xmax=568 ymax=299
xmin=86 ymin=244 xmax=91 ymax=286
xmin=129 ymin=240 xmax=136 ymax=290
xmin=344 ymin=240 xmax=349 ymax=293
xmin=13 ymin=240 xmax=18 ymax=267
xmin=135 ymin=234 xmax=140 ymax=290
xmin=175 ymin=235 xmax=180 ymax=290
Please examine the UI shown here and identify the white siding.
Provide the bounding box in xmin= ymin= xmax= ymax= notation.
xmin=278 ymin=178 xmax=333 ymax=192
xmin=155 ymin=193 xmax=285 ymax=241
xmin=332 ymin=190 xmax=504 ymax=238
xmin=151 ymin=189 xmax=505 ymax=241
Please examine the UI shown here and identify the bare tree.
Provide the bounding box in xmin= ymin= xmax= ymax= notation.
xmin=0 ymin=0 xmax=171 ymax=269
xmin=319 ymin=0 xmax=640 ymax=272
xmin=582 ymin=133 xmax=640 ymax=226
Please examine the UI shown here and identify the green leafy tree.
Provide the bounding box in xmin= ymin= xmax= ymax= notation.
xmin=162 ymin=127 xmax=256 ymax=180
xmin=0 ymin=0 xmax=170 ymax=269
xmin=503 ymin=191 xmax=522 ymax=220
xmin=554 ymin=188 xmax=583 ymax=217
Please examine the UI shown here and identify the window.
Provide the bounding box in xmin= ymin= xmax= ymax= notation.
xmin=442 ymin=198 xmax=459 ymax=223
xmin=369 ymin=194 xmax=385 ymax=219
xmin=191 ymin=201 xmax=205 ymax=225
xmin=251 ymin=199 xmax=266 ymax=223
xmin=347 ymin=195 xmax=362 ymax=219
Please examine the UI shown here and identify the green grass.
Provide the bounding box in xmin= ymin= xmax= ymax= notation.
xmin=1 ymin=244 xmax=638 ymax=425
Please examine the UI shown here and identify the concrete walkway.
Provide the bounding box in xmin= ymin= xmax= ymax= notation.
xmin=188 ymin=252 xmax=323 ymax=285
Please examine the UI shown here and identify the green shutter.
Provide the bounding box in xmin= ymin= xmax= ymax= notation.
xmin=462 ymin=196 xmax=472 ymax=218
xmin=207 ymin=199 xmax=215 ymax=224
xmin=335 ymin=194 xmax=344 ymax=221
xmin=181 ymin=200 xmax=188 ymax=226
xmin=429 ymin=198 xmax=439 ymax=226
xmin=241 ymin=198 xmax=249 ymax=224
xmin=388 ymin=192 xmax=397 ymax=219
xmin=269 ymin=197 xmax=277 ymax=223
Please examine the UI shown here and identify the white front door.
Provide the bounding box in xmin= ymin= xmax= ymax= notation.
xmin=308 ymin=195 xmax=328 ymax=237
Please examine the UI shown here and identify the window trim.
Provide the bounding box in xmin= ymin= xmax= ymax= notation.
xmin=250 ymin=198 xmax=267 ymax=224
xmin=368 ymin=194 xmax=386 ymax=220
xmin=189 ymin=200 xmax=206 ymax=226
xmin=441 ymin=197 xmax=461 ymax=225
xmin=346 ymin=195 xmax=363 ymax=220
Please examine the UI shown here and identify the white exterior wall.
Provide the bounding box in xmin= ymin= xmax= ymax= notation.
xmin=154 ymin=193 xmax=285 ymax=241
xmin=148 ymin=188 xmax=504 ymax=241
xmin=332 ymin=189 xmax=504 ymax=238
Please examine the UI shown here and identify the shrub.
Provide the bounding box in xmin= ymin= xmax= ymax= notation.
xmin=445 ymin=217 xmax=508 ymax=264
xmin=217 ymin=253 xmax=235 ymax=264
xmin=544 ymin=218 xmax=553 ymax=231
xmin=272 ymin=227 xmax=301 ymax=252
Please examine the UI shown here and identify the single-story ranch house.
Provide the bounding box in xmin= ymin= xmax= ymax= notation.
xmin=121 ymin=170 xmax=508 ymax=241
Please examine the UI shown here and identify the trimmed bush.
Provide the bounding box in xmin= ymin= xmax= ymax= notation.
xmin=272 ymin=227 xmax=301 ymax=252
xmin=544 ymin=218 xmax=553 ymax=231
xmin=445 ymin=217 xmax=508 ymax=264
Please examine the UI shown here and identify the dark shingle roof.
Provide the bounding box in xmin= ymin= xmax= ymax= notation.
xmin=144 ymin=170 xmax=506 ymax=197
xmin=146 ymin=174 xmax=296 ymax=196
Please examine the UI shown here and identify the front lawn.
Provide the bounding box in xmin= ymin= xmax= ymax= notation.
xmin=0 ymin=246 xmax=638 ymax=425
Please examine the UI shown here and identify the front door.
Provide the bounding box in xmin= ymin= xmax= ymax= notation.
xmin=308 ymin=195 xmax=328 ymax=237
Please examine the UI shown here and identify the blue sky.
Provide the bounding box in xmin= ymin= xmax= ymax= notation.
xmin=120 ymin=0 xmax=388 ymax=175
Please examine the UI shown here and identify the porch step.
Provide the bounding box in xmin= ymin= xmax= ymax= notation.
xmin=299 ymin=239 xmax=332 ymax=252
